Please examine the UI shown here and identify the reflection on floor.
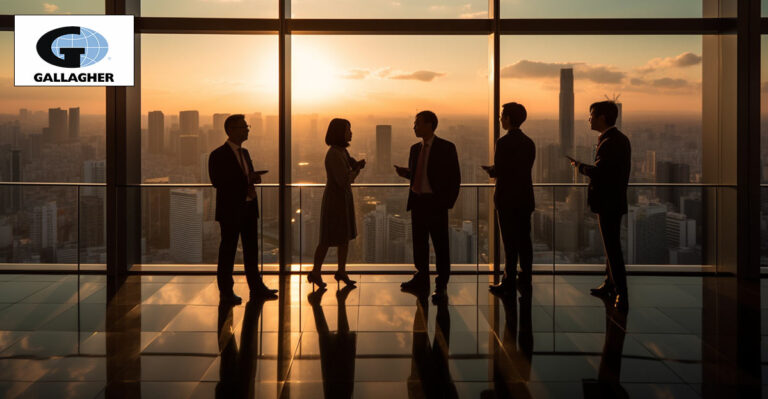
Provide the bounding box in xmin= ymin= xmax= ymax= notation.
xmin=0 ymin=273 xmax=760 ymax=398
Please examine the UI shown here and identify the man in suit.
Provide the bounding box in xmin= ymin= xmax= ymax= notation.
xmin=209 ymin=114 xmax=277 ymax=304
xmin=569 ymin=101 xmax=631 ymax=309
xmin=483 ymin=102 xmax=536 ymax=295
xmin=395 ymin=110 xmax=461 ymax=299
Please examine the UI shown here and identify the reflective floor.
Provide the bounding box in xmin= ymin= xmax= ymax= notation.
xmin=0 ymin=273 xmax=761 ymax=398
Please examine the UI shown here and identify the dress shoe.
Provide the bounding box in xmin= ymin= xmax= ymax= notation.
xmin=307 ymin=287 xmax=327 ymax=305
xmin=219 ymin=293 xmax=243 ymax=305
xmin=489 ymin=280 xmax=515 ymax=296
xmin=431 ymin=285 xmax=447 ymax=300
xmin=614 ymin=294 xmax=629 ymax=311
xmin=589 ymin=282 xmax=615 ymax=297
xmin=401 ymin=274 xmax=429 ymax=292
xmin=307 ymin=271 xmax=327 ymax=289
xmin=334 ymin=271 xmax=357 ymax=286
xmin=250 ymin=286 xmax=278 ymax=300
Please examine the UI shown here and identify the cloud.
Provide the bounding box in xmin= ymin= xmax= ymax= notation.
xmin=375 ymin=67 xmax=392 ymax=78
xmin=389 ymin=70 xmax=446 ymax=82
xmin=501 ymin=60 xmax=625 ymax=84
xmin=340 ymin=69 xmax=370 ymax=80
xmin=429 ymin=5 xmax=446 ymax=11
xmin=390 ymin=1 xmax=401 ymax=6
xmin=631 ymin=77 xmax=691 ymax=89
xmin=42 ymin=3 xmax=59 ymax=12
xmin=460 ymin=11 xmax=487 ymax=19
xmin=637 ymin=52 xmax=702 ymax=74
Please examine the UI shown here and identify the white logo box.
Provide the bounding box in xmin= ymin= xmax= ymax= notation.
xmin=15 ymin=15 xmax=134 ymax=87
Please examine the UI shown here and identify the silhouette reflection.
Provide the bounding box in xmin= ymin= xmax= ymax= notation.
xmin=217 ymin=299 xmax=266 ymax=399
xmin=484 ymin=282 xmax=533 ymax=399
xmin=407 ymin=292 xmax=458 ymax=399
xmin=582 ymin=300 xmax=629 ymax=399
xmin=307 ymin=285 xmax=358 ymax=399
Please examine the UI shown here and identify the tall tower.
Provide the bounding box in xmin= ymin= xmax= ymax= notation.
xmin=179 ymin=110 xmax=200 ymax=135
xmin=148 ymin=111 xmax=164 ymax=154
xmin=375 ymin=125 xmax=392 ymax=175
xmin=170 ymin=189 xmax=203 ymax=263
xmin=48 ymin=108 xmax=68 ymax=142
xmin=68 ymin=107 xmax=79 ymax=140
xmin=559 ymin=68 xmax=574 ymax=157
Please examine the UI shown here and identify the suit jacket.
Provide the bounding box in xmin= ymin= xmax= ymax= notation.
xmin=209 ymin=143 xmax=259 ymax=224
xmin=404 ymin=136 xmax=461 ymax=211
xmin=489 ymin=128 xmax=535 ymax=213
xmin=578 ymin=128 xmax=631 ymax=215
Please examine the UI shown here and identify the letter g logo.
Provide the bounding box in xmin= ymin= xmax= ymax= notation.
xmin=36 ymin=26 xmax=109 ymax=68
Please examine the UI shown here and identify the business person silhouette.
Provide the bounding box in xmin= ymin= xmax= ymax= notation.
xmin=582 ymin=301 xmax=629 ymax=399
xmin=569 ymin=101 xmax=631 ymax=310
xmin=209 ymin=114 xmax=277 ymax=303
xmin=216 ymin=298 xmax=266 ymax=399
xmin=307 ymin=118 xmax=365 ymax=289
xmin=395 ymin=111 xmax=461 ymax=299
xmin=483 ymin=280 xmax=533 ymax=398
xmin=307 ymin=285 xmax=358 ymax=398
xmin=483 ymin=102 xmax=536 ymax=295
xmin=407 ymin=292 xmax=458 ymax=399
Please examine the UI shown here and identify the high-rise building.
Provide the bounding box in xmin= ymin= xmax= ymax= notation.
xmin=80 ymin=195 xmax=105 ymax=248
xmin=68 ymin=107 xmax=79 ymax=140
xmin=82 ymin=160 xmax=106 ymax=196
xmin=363 ymin=204 xmax=387 ymax=263
xmin=47 ymin=108 xmax=68 ymax=142
xmin=666 ymin=211 xmax=696 ymax=248
xmin=179 ymin=135 xmax=199 ymax=166
xmin=144 ymin=177 xmax=170 ymax=250
xmin=179 ymin=110 xmax=200 ymax=136
xmin=375 ymin=125 xmax=392 ymax=175
xmin=627 ymin=203 xmax=668 ymax=264
xmin=559 ymin=68 xmax=574 ymax=157
xmin=32 ymin=201 xmax=57 ymax=258
xmin=3 ymin=149 xmax=22 ymax=214
xmin=148 ymin=111 xmax=164 ymax=154
xmin=387 ymin=213 xmax=412 ymax=263
xmin=170 ymin=189 xmax=202 ymax=263
xmin=213 ymin=113 xmax=230 ymax=134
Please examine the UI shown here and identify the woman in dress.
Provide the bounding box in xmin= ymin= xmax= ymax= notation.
xmin=307 ymin=118 xmax=365 ymax=288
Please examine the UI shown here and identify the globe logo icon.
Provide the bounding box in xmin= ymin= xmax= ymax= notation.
xmin=50 ymin=27 xmax=108 ymax=67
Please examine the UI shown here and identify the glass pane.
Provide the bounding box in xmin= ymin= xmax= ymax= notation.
xmin=0 ymin=1 xmax=103 ymax=14
xmin=762 ymin=37 xmax=767 ymax=268
xmin=141 ymin=0 xmax=276 ymax=18
xmin=293 ymin=0 xmax=487 ymax=19
xmin=291 ymin=35 xmax=489 ymax=184
xmin=1 ymin=33 xmax=106 ymax=183
xmin=141 ymin=34 xmax=279 ymax=185
xmin=501 ymin=35 xmax=702 ymax=184
xmin=501 ymin=0 xmax=701 ymax=18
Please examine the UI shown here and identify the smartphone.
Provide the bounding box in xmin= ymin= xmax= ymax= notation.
xmin=564 ymin=155 xmax=576 ymax=163
xmin=254 ymin=170 xmax=269 ymax=175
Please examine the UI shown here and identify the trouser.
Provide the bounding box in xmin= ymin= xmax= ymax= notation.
xmin=597 ymin=212 xmax=627 ymax=296
xmin=217 ymin=202 xmax=262 ymax=294
xmin=497 ymin=209 xmax=533 ymax=281
xmin=410 ymin=193 xmax=451 ymax=288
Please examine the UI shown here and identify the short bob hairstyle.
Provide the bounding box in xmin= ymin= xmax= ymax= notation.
xmin=325 ymin=118 xmax=351 ymax=147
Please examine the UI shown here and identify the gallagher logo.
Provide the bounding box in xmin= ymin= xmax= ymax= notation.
xmin=36 ymin=26 xmax=109 ymax=68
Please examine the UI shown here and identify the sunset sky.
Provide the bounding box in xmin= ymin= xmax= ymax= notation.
xmin=0 ymin=1 xmax=764 ymax=119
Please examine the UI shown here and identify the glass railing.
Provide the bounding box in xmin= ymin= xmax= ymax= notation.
xmin=133 ymin=182 xmax=719 ymax=274
xmin=0 ymin=182 xmax=106 ymax=271
xmin=0 ymin=182 xmax=726 ymax=273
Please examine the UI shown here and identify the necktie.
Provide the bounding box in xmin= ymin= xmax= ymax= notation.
xmin=412 ymin=142 xmax=428 ymax=193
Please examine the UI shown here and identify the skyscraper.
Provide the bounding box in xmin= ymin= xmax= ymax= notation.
xmin=375 ymin=125 xmax=392 ymax=175
xmin=179 ymin=110 xmax=200 ymax=136
xmin=32 ymin=201 xmax=57 ymax=260
xmin=559 ymin=68 xmax=574 ymax=156
xmin=148 ymin=111 xmax=164 ymax=154
xmin=213 ymin=113 xmax=230 ymax=134
xmin=170 ymin=189 xmax=202 ymax=263
xmin=179 ymin=135 xmax=199 ymax=166
xmin=47 ymin=108 xmax=68 ymax=142
xmin=68 ymin=107 xmax=79 ymax=140
xmin=5 ymin=149 xmax=22 ymax=213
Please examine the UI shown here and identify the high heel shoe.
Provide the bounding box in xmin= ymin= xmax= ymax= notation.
xmin=307 ymin=271 xmax=327 ymax=289
xmin=334 ymin=271 xmax=356 ymax=286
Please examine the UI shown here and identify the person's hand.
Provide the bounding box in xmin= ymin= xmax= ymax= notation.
xmin=250 ymin=174 xmax=262 ymax=184
xmin=394 ymin=165 xmax=409 ymax=178
xmin=481 ymin=165 xmax=493 ymax=175
xmin=357 ymin=159 xmax=366 ymax=169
